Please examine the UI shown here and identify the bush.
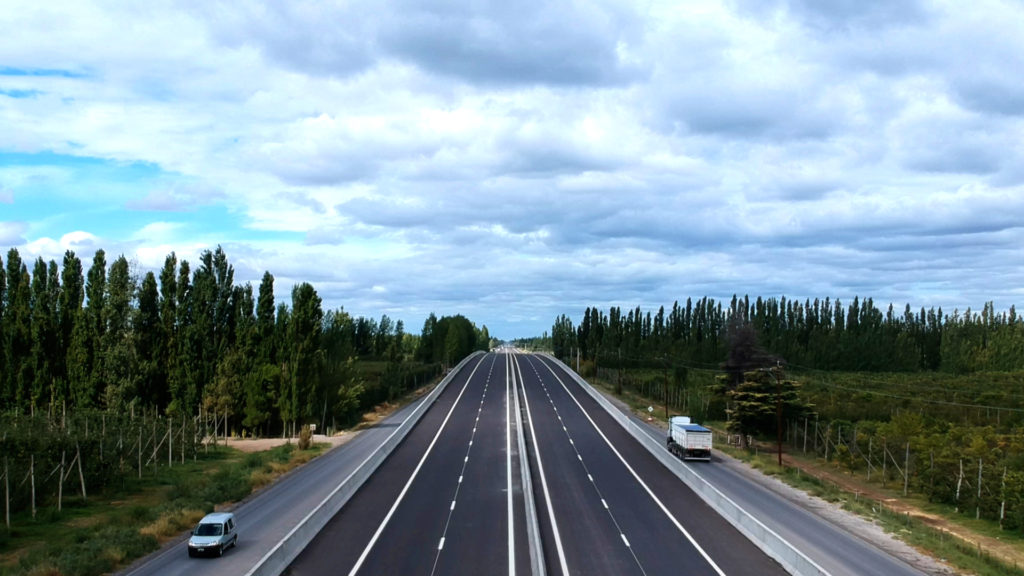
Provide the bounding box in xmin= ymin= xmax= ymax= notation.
xmin=298 ymin=425 xmax=313 ymax=450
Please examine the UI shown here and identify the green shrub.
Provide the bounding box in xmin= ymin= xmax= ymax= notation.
xmin=298 ymin=425 xmax=312 ymax=450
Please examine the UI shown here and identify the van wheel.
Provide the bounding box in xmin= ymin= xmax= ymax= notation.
xmin=217 ymin=544 xmax=224 ymax=557
xmin=232 ymin=536 xmax=237 ymax=549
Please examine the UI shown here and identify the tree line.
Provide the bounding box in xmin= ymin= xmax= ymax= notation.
xmin=552 ymin=295 xmax=1024 ymax=373
xmin=0 ymin=246 xmax=489 ymax=437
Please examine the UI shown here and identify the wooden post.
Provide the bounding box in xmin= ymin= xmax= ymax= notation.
xmin=76 ymin=443 xmax=86 ymax=501
xmin=58 ymin=450 xmax=65 ymax=512
xmin=956 ymin=459 xmax=963 ymax=513
xmin=803 ymin=418 xmax=808 ymax=454
xmin=30 ymin=454 xmax=36 ymax=520
xmin=168 ymin=417 xmax=172 ymax=467
xmin=977 ymin=458 xmax=983 ymax=520
xmin=867 ymin=437 xmax=873 ymax=481
xmin=903 ymin=442 xmax=910 ymax=496
xmin=4 ymin=456 xmax=9 ymax=529
xmin=138 ymin=428 xmax=142 ymax=479
xmin=814 ymin=417 xmax=819 ymax=454
xmin=1001 ymin=466 xmax=1008 ymax=529
xmin=881 ymin=439 xmax=887 ymax=487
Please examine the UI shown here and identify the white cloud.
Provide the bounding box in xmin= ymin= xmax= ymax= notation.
xmin=1 ymin=0 xmax=1023 ymax=336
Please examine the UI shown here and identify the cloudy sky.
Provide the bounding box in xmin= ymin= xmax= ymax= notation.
xmin=2 ymin=0 xmax=1023 ymax=338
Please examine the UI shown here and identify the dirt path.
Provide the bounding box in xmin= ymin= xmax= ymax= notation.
xmin=779 ymin=451 xmax=1024 ymax=571
xmin=224 ymin=432 xmax=354 ymax=453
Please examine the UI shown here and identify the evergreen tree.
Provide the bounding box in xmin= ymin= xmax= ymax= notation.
xmin=0 ymin=251 xmax=6 ymax=406
xmin=29 ymin=258 xmax=56 ymax=408
xmin=287 ymin=283 xmax=323 ymax=427
xmin=135 ymin=271 xmax=161 ymax=408
xmin=5 ymin=250 xmax=31 ymax=409
xmin=101 ymin=255 xmax=137 ymax=408
xmin=57 ymin=250 xmax=83 ymax=406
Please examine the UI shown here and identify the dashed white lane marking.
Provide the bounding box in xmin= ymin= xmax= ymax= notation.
xmin=438 ymin=537 xmax=445 ymax=550
xmin=527 ymin=357 xmax=649 ymax=576
xmin=348 ymin=355 xmax=487 ymax=576
xmin=430 ymin=354 xmax=501 ymax=576
xmin=535 ymin=356 xmax=728 ymax=576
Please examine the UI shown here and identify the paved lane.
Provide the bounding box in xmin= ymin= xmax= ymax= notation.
xmin=289 ymin=352 xmax=529 ymax=576
xmin=118 ymin=394 xmax=430 ymax=576
xmin=518 ymin=353 xmax=786 ymax=576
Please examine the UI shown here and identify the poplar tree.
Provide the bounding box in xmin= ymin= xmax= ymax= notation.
xmin=101 ymin=255 xmax=136 ymax=408
xmin=5 ymin=250 xmax=31 ymax=408
xmin=57 ymin=251 xmax=83 ymax=406
xmin=29 ymin=258 xmax=56 ymax=408
xmin=135 ymin=271 xmax=161 ymax=407
xmin=0 ymin=251 xmax=6 ymax=405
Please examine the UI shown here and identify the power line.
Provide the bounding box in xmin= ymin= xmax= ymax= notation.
xmin=797 ymin=376 xmax=1024 ymax=413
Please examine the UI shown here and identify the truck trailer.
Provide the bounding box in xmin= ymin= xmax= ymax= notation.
xmin=667 ymin=416 xmax=712 ymax=461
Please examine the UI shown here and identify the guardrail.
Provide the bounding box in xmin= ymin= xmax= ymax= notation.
xmin=540 ymin=354 xmax=829 ymax=576
xmin=246 ymin=352 xmax=485 ymax=576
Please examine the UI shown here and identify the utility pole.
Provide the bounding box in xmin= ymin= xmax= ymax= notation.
xmin=663 ymin=357 xmax=670 ymax=422
xmin=761 ymin=362 xmax=783 ymax=467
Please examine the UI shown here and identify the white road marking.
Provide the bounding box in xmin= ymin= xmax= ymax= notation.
xmin=602 ymin=499 xmax=608 ymax=509
xmin=451 ymin=500 xmax=456 ymax=511
xmin=538 ymin=359 xmax=728 ymax=576
xmin=506 ymin=352 xmax=515 ymax=576
xmin=347 ymin=356 xmax=486 ymax=576
xmin=515 ymin=354 xmax=570 ymax=576
xmin=622 ymin=534 xmax=631 ymax=547
xmin=438 ymin=537 xmax=445 ymax=550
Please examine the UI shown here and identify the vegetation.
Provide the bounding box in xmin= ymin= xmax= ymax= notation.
xmin=0 ymin=245 xmax=490 ymax=523
xmin=552 ymin=295 xmax=1024 ymax=373
xmin=0 ymin=442 xmax=325 ymax=576
xmin=555 ymin=295 xmax=1024 ymax=571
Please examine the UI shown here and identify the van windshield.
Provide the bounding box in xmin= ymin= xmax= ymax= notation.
xmin=195 ymin=523 xmax=223 ymax=536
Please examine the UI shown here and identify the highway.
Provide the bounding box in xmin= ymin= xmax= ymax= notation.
xmin=121 ymin=350 xmax=932 ymax=576
xmin=613 ymin=389 xmax=928 ymax=576
xmin=515 ymin=353 xmax=785 ymax=575
xmin=289 ymin=352 xmax=531 ymax=576
xmin=118 ymin=392 xmax=430 ymax=576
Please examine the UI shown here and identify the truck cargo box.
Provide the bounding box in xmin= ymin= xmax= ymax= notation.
xmin=667 ymin=416 xmax=712 ymax=461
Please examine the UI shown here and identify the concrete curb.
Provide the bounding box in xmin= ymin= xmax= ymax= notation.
xmin=510 ymin=353 xmax=546 ymax=576
xmin=538 ymin=353 xmax=830 ymax=576
xmin=245 ymin=351 xmax=485 ymax=576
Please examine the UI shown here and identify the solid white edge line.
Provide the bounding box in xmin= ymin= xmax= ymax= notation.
xmin=538 ymin=359 xmax=728 ymax=576
xmin=507 ymin=352 xmax=516 ymax=576
xmin=347 ymin=356 xmax=486 ymax=576
xmin=515 ymin=353 xmax=570 ymax=576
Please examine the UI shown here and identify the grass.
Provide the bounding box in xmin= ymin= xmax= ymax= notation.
xmin=0 ymin=441 xmax=328 ymax=576
xmin=716 ymin=441 xmax=1024 ymax=576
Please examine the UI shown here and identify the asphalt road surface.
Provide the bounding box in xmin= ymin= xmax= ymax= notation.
xmin=118 ymin=394 xmax=429 ymax=576
xmin=122 ymin=350 xmax=932 ymax=576
xmin=515 ymin=353 xmax=786 ymax=576
xmin=288 ymin=352 xmax=531 ymax=576
xmin=617 ymin=387 xmax=928 ymax=576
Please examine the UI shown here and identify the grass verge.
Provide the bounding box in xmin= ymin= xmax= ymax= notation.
xmin=0 ymin=441 xmax=327 ymax=576
xmin=717 ymin=442 xmax=1024 ymax=576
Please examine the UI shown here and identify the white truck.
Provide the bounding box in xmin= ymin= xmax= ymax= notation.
xmin=667 ymin=416 xmax=712 ymax=461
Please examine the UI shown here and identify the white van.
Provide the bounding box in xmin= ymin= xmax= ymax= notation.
xmin=187 ymin=512 xmax=238 ymax=557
